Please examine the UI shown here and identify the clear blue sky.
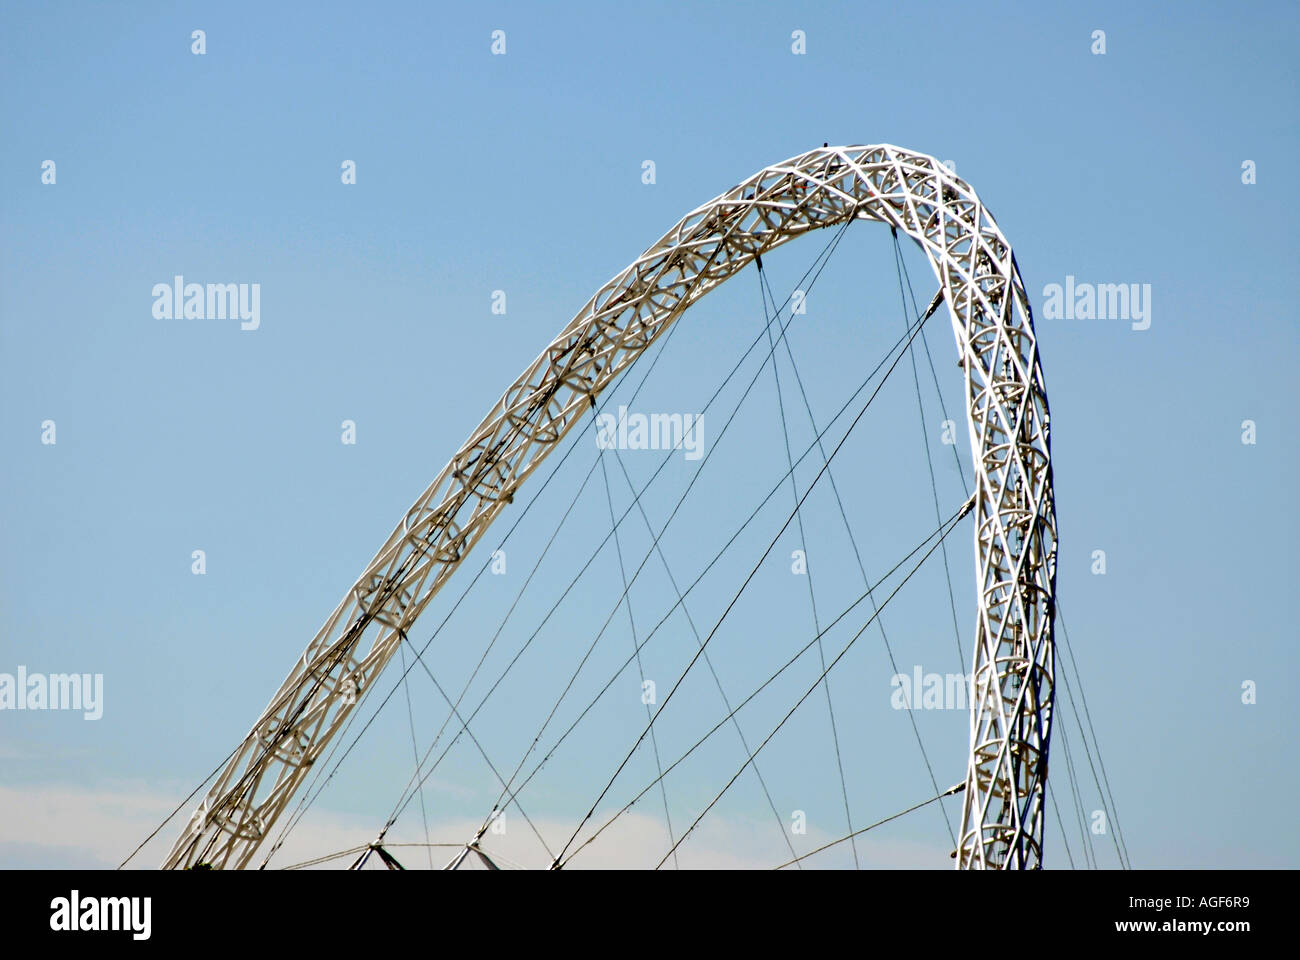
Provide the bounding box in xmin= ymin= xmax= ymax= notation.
xmin=1 ymin=0 xmax=1296 ymax=869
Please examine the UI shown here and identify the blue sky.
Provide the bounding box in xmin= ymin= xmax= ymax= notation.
xmin=1 ymin=0 xmax=1296 ymax=869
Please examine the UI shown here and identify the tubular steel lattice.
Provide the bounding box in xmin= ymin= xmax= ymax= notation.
xmin=163 ymin=145 xmax=1057 ymax=870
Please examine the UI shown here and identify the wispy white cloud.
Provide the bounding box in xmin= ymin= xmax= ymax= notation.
xmin=0 ymin=781 xmax=948 ymax=870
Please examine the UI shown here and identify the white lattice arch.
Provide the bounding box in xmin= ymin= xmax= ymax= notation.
xmin=164 ymin=144 xmax=1058 ymax=870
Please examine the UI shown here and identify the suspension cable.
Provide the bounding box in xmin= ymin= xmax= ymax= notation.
xmin=260 ymin=264 xmax=693 ymax=865
xmin=1048 ymin=784 xmax=1077 ymax=869
xmin=891 ymin=228 xmax=966 ymax=675
xmin=773 ymin=782 xmax=966 ymax=869
xmin=556 ymin=495 xmax=975 ymax=868
xmin=756 ymin=262 xmax=857 ymax=868
xmin=758 ymin=262 xmax=958 ymax=850
xmin=496 ymin=307 xmax=941 ymax=858
xmin=385 ymin=219 xmax=859 ymax=844
xmin=598 ymin=451 xmax=678 ymax=867
xmin=1057 ymin=599 xmax=1131 ymax=868
xmin=650 ymin=495 xmax=975 ymax=868
xmin=397 ymin=642 xmax=434 ymax=868
xmin=600 ymin=432 xmax=803 ymax=866
xmin=552 ymin=275 xmax=945 ymax=866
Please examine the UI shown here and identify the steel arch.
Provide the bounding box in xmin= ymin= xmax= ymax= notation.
xmin=164 ymin=144 xmax=1057 ymax=870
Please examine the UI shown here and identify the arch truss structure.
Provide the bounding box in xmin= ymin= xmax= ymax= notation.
xmin=163 ymin=144 xmax=1057 ymax=871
